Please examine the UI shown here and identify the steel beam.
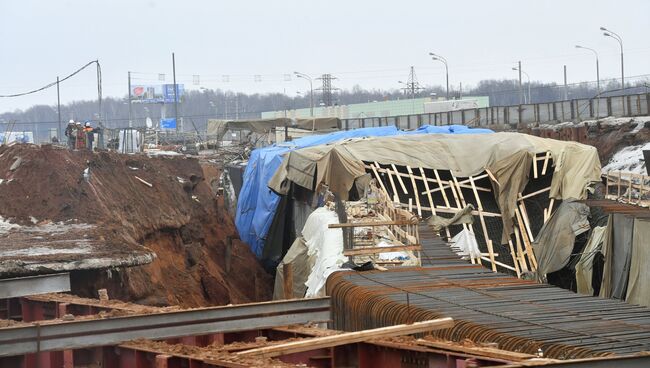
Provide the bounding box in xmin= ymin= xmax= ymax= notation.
xmin=0 ymin=273 xmax=70 ymax=299
xmin=0 ymin=297 xmax=330 ymax=357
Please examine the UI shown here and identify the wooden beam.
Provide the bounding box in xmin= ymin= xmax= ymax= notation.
xmin=391 ymin=164 xmax=409 ymax=195
xmin=518 ymin=186 xmax=551 ymax=201
xmin=343 ymin=244 xmax=422 ymax=256
xmin=406 ymin=166 xmax=422 ymax=217
xmin=508 ymin=240 xmax=522 ymax=277
xmin=419 ymin=167 xmax=436 ymax=216
xmin=541 ymin=151 xmax=551 ymax=175
xmin=237 ymin=318 xmax=455 ymax=358
xmin=469 ymin=176 xmax=496 ymax=272
xmin=369 ymin=163 xmax=388 ymax=196
xmin=328 ymin=220 xmax=413 ymax=228
xmin=415 ymin=339 xmax=537 ymax=362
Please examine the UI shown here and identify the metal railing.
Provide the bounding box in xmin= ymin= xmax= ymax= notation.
xmin=341 ymin=92 xmax=650 ymax=130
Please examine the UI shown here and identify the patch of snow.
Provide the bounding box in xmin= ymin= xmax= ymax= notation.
xmin=29 ymin=216 xmax=38 ymax=224
xmin=602 ymin=142 xmax=650 ymax=175
xmin=146 ymin=150 xmax=181 ymax=156
xmin=0 ymin=217 xmax=20 ymax=234
xmin=3 ymin=244 xmax=92 ymax=257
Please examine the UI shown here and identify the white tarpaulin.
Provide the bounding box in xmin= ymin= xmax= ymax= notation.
xmin=450 ymin=228 xmax=481 ymax=260
xmin=302 ymin=207 xmax=346 ymax=297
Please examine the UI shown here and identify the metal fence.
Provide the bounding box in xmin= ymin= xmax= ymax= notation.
xmin=341 ymin=92 xmax=650 ymax=130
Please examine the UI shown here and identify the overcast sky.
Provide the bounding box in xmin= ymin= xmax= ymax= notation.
xmin=1 ymin=0 xmax=648 ymax=113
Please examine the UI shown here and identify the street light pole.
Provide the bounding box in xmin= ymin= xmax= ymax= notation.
xmin=575 ymin=45 xmax=600 ymax=95
xmin=429 ymin=52 xmax=449 ymax=99
xmin=294 ymin=71 xmax=313 ymax=116
xmin=601 ymin=26 xmax=624 ymax=88
xmin=512 ymin=67 xmax=531 ymax=104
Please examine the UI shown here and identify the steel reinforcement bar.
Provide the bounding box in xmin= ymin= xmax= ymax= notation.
xmin=0 ymin=297 xmax=330 ymax=357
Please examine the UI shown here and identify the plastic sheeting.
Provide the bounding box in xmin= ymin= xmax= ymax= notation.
xmin=532 ymin=201 xmax=590 ymax=279
xmin=450 ymin=228 xmax=481 ymax=260
xmin=575 ymin=226 xmax=606 ymax=296
xmin=272 ymin=237 xmax=313 ymax=300
xmin=270 ymin=132 xmax=601 ymax=244
xmin=302 ymin=207 xmax=346 ymax=297
xmin=600 ymin=214 xmax=634 ymax=300
xmin=236 ymin=125 xmax=493 ymax=258
xmin=235 ymin=126 xmax=399 ymax=258
xmin=625 ymin=218 xmax=650 ymax=307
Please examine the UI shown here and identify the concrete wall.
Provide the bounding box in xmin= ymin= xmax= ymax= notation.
xmin=341 ymin=93 xmax=650 ymax=130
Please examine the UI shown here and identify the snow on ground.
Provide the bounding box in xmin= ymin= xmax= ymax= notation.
xmin=602 ymin=142 xmax=650 ymax=174
xmin=539 ymin=116 xmax=650 ymax=130
xmin=0 ymin=217 xmax=20 ymax=234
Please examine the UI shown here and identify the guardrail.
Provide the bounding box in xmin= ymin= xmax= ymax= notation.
xmin=341 ymin=93 xmax=650 ymax=130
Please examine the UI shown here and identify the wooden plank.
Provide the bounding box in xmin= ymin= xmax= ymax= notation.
xmin=517 ymin=199 xmax=535 ymax=242
xmin=391 ymin=164 xmax=409 ymax=195
xmin=513 ymin=227 xmax=529 ymax=273
xmin=343 ymin=244 xmax=422 ymax=256
xmin=469 ymin=176 xmax=496 ymax=272
xmin=541 ymin=151 xmax=551 ymax=175
xmin=369 ymin=163 xmax=389 ymax=196
xmin=485 ymin=168 xmax=500 ymax=187
xmin=416 ymin=339 xmax=537 ymax=362
xmin=382 ymin=162 xmax=400 ymax=203
xmin=515 ymin=208 xmax=538 ymax=270
xmin=237 ymin=318 xmax=455 ymax=358
xmin=532 ymin=153 xmax=538 ymax=179
xmin=419 ymin=167 xmax=436 ymax=216
xmin=328 ymin=220 xmax=413 ymax=228
xmin=406 ymin=166 xmax=422 ymax=217
xmin=518 ymin=186 xmax=551 ymax=200
xmin=433 ymin=170 xmax=451 ymax=208
xmin=508 ymin=240 xmax=522 ymax=277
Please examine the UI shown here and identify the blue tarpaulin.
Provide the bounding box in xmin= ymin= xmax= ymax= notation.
xmin=235 ymin=125 xmax=493 ymax=258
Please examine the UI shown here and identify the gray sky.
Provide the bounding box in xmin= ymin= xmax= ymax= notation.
xmin=1 ymin=0 xmax=648 ymax=112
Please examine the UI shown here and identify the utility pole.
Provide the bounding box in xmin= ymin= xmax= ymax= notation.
xmin=128 ymin=71 xmax=133 ymax=128
xmin=518 ymin=61 xmax=523 ymax=105
xmin=294 ymin=72 xmax=314 ymax=116
xmin=172 ymin=53 xmax=179 ymax=133
xmin=398 ymin=66 xmax=424 ymax=99
xmin=563 ymin=65 xmax=568 ymax=99
xmin=56 ymin=77 xmax=61 ymax=143
xmin=601 ymin=27 xmax=624 ymax=88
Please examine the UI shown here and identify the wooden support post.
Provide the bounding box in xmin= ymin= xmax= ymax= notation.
xmin=391 ymin=164 xmax=409 ymax=195
xmin=517 ymin=197 xmax=535 ymax=242
xmin=514 ymin=227 xmax=529 ymax=273
xmin=469 ymin=176 xmax=496 ymax=272
xmin=629 ymin=175 xmax=633 ymax=203
xmin=532 ymin=154 xmax=538 ymax=179
xmin=541 ymin=151 xmax=551 ymax=175
xmin=618 ymin=171 xmax=622 ymax=198
xmin=515 ymin=208 xmax=538 ymax=270
xmin=432 ymin=169 xmax=452 ymax=241
xmin=406 ymin=166 xmax=422 ymax=217
xmin=369 ymin=163 xmax=388 ymax=196
xmin=283 ymin=263 xmax=293 ymax=299
xmin=384 ymin=163 xmax=400 ymax=203
xmin=606 ymin=170 xmax=610 ymax=198
xmin=419 ymin=167 xmax=436 ymax=216
xmin=508 ymin=240 xmax=522 ymax=277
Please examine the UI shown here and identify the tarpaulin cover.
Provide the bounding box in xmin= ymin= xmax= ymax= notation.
xmin=269 ymin=132 xmax=601 ymax=244
xmin=235 ymin=126 xmax=400 ymax=258
xmin=626 ymin=218 xmax=650 ymax=307
xmin=575 ymin=226 xmax=606 ymax=296
xmin=427 ymin=204 xmax=475 ymax=232
xmin=272 ymin=237 xmax=313 ymax=300
xmin=237 ymin=125 xmax=493 ymax=258
xmin=600 ymin=214 xmax=634 ymax=299
xmin=532 ymin=201 xmax=590 ymax=279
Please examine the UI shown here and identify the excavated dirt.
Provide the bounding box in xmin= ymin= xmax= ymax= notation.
xmin=0 ymin=144 xmax=271 ymax=307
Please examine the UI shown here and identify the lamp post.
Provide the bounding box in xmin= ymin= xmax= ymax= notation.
xmin=575 ymin=45 xmax=600 ymax=95
xmin=294 ymin=71 xmax=313 ymax=116
xmin=512 ymin=65 xmax=531 ymax=104
xmin=601 ymin=26 xmax=624 ymax=88
xmin=428 ymin=52 xmax=449 ymax=100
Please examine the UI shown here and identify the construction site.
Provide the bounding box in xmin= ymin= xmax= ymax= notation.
xmin=2 ymin=93 xmax=650 ymax=367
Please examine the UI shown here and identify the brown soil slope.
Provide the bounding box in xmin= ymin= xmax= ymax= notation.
xmin=0 ymin=144 xmax=271 ymax=307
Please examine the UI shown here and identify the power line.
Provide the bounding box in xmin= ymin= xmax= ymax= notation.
xmin=0 ymin=61 xmax=99 ymax=98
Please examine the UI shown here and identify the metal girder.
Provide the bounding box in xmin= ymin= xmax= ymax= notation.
xmin=503 ymin=355 xmax=650 ymax=367
xmin=0 ymin=273 xmax=70 ymax=299
xmin=0 ymin=297 xmax=330 ymax=357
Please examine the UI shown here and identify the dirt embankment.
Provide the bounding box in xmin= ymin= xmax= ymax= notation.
xmin=0 ymin=144 xmax=271 ymax=307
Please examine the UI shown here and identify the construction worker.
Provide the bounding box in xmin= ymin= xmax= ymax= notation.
xmin=64 ymin=120 xmax=76 ymax=149
xmin=75 ymin=122 xmax=86 ymax=150
xmin=84 ymin=121 xmax=95 ymax=150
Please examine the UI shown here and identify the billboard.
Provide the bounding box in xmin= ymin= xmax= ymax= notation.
xmin=160 ymin=118 xmax=177 ymax=129
xmin=131 ymin=84 xmax=184 ymax=104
